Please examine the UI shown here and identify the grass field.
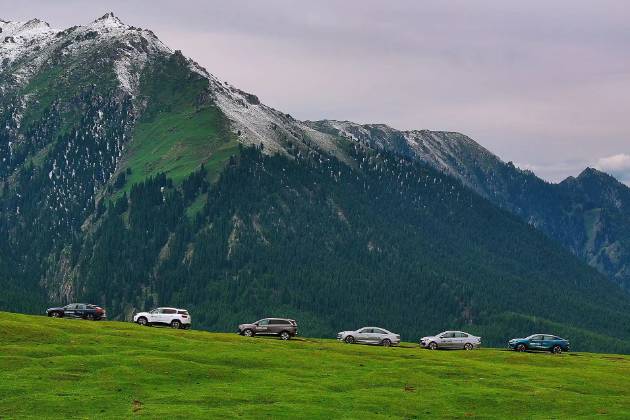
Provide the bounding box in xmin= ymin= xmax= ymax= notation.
xmin=1 ymin=311 xmax=629 ymax=419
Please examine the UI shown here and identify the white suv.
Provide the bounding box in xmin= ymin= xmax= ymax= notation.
xmin=133 ymin=307 xmax=191 ymax=329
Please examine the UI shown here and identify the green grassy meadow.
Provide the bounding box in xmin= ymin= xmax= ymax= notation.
xmin=1 ymin=311 xmax=629 ymax=419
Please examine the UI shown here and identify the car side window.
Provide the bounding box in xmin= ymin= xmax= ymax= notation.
xmin=163 ymin=309 xmax=177 ymax=314
xmin=359 ymin=328 xmax=372 ymax=334
xmin=372 ymin=328 xmax=386 ymax=335
xmin=531 ymin=335 xmax=543 ymax=340
xmin=258 ymin=319 xmax=269 ymax=326
xmin=544 ymin=335 xmax=555 ymax=340
xmin=441 ymin=333 xmax=453 ymax=338
xmin=459 ymin=333 xmax=468 ymax=338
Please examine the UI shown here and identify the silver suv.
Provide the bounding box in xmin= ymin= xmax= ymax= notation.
xmin=420 ymin=331 xmax=481 ymax=350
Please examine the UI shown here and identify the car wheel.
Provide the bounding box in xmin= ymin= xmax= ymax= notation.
xmin=382 ymin=339 xmax=392 ymax=347
xmin=464 ymin=343 xmax=473 ymax=350
xmin=552 ymin=345 xmax=562 ymax=354
xmin=280 ymin=331 xmax=291 ymax=340
xmin=428 ymin=341 xmax=438 ymax=350
xmin=86 ymin=314 xmax=95 ymax=321
xmin=516 ymin=343 xmax=527 ymax=352
xmin=171 ymin=320 xmax=181 ymax=329
xmin=243 ymin=329 xmax=254 ymax=337
xmin=344 ymin=335 xmax=355 ymax=344
xmin=51 ymin=312 xmax=62 ymax=318
xmin=136 ymin=317 xmax=148 ymax=326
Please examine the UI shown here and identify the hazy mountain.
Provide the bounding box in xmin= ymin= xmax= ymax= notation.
xmin=1 ymin=14 xmax=630 ymax=351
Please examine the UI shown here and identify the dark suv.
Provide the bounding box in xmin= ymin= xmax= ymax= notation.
xmin=237 ymin=318 xmax=298 ymax=340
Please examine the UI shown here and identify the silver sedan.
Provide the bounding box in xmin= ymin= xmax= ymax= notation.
xmin=420 ymin=331 xmax=481 ymax=350
xmin=337 ymin=327 xmax=401 ymax=347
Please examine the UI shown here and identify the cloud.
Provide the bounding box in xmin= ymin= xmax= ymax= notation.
xmin=596 ymin=154 xmax=630 ymax=185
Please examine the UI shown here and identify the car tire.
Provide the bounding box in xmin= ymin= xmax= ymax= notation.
xmin=516 ymin=343 xmax=527 ymax=352
xmin=428 ymin=341 xmax=438 ymax=350
xmin=344 ymin=335 xmax=355 ymax=344
xmin=136 ymin=317 xmax=148 ymax=326
xmin=382 ymin=339 xmax=392 ymax=347
xmin=280 ymin=331 xmax=291 ymax=340
xmin=85 ymin=314 xmax=95 ymax=321
xmin=552 ymin=345 xmax=562 ymax=354
xmin=51 ymin=312 xmax=62 ymax=318
xmin=464 ymin=343 xmax=473 ymax=350
xmin=171 ymin=320 xmax=181 ymax=329
xmin=243 ymin=329 xmax=254 ymax=337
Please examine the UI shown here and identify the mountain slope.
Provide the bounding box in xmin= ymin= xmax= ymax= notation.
xmin=1 ymin=14 xmax=630 ymax=352
xmin=306 ymin=120 xmax=630 ymax=290
xmin=2 ymin=311 xmax=630 ymax=418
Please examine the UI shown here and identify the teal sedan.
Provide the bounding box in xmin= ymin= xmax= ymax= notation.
xmin=508 ymin=334 xmax=570 ymax=353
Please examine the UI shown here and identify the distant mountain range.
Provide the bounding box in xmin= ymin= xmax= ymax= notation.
xmin=1 ymin=13 xmax=629 ymax=351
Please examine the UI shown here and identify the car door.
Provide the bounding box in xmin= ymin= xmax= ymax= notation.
xmin=355 ymin=328 xmax=371 ymax=343
xmin=256 ymin=319 xmax=271 ymax=335
xmin=455 ymin=332 xmax=467 ymax=348
xmin=371 ymin=328 xmax=387 ymax=344
xmin=529 ymin=335 xmax=544 ymax=350
xmin=440 ymin=332 xmax=455 ymax=348
xmin=267 ymin=319 xmax=280 ymax=334
xmin=147 ymin=309 xmax=159 ymax=324
xmin=541 ymin=335 xmax=555 ymax=351
xmin=153 ymin=308 xmax=168 ymax=325
xmin=74 ymin=304 xmax=86 ymax=318
xmin=64 ymin=304 xmax=77 ymax=318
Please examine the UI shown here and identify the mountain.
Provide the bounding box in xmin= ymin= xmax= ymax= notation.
xmin=306 ymin=121 xmax=630 ymax=290
xmin=1 ymin=14 xmax=630 ymax=352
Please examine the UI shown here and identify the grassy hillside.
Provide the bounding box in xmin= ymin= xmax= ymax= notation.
xmin=1 ymin=312 xmax=629 ymax=418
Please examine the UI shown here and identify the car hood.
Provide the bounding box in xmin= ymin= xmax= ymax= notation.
xmin=338 ymin=331 xmax=355 ymax=335
xmin=421 ymin=336 xmax=437 ymax=341
xmin=509 ymin=338 xmax=525 ymax=342
xmin=134 ymin=312 xmax=150 ymax=317
xmin=239 ymin=323 xmax=256 ymax=329
xmin=47 ymin=307 xmax=64 ymax=311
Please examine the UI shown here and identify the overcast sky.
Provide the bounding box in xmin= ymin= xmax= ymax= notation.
xmin=3 ymin=0 xmax=629 ymax=184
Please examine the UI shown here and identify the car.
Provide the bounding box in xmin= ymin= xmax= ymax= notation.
xmin=237 ymin=318 xmax=298 ymax=340
xmin=419 ymin=331 xmax=481 ymax=350
xmin=337 ymin=327 xmax=400 ymax=347
xmin=133 ymin=307 xmax=191 ymax=329
xmin=46 ymin=303 xmax=106 ymax=320
xmin=508 ymin=334 xmax=570 ymax=353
